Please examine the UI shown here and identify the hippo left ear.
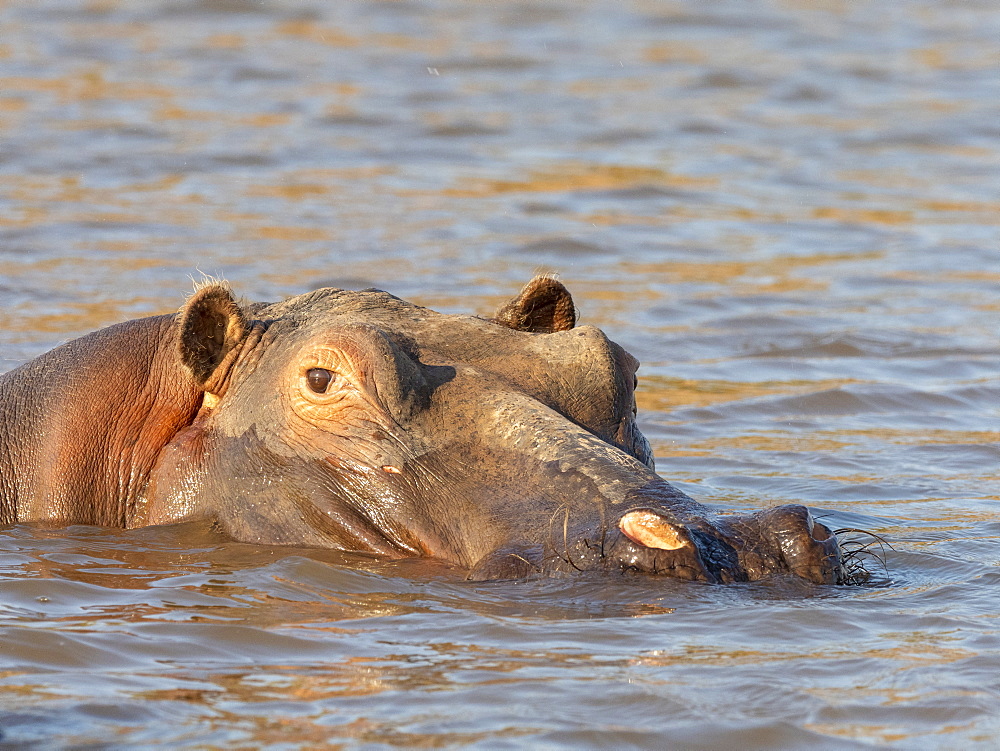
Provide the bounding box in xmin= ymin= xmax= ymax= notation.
xmin=493 ymin=276 xmax=576 ymax=333
xmin=178 ymin=283 xmax=249 ymax=389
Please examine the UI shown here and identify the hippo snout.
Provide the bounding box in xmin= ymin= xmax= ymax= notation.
xmin=607 ymin=505 xmax=844 ymax=585
xmin=756 ymin=504 xmax=844 ymax=584
xmin=720 ymin=504 xmax=845 ymax=585
xmin=466 ymin=504 xmax=845 ymax=584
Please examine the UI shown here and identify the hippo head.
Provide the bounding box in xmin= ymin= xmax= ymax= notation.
xmin=144 ymin=277 xmax=844 ymax=585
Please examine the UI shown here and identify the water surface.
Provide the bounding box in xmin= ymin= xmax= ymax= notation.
xmin=0 ymin=0 xmax=998 ymax=748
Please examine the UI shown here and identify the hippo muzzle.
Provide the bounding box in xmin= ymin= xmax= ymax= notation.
xmin=467 ymin=488 xmax=845 ymax=585
xmin=603 ymin=505 xmax=844 ymax=584
xmin=462 ymin=386 xmax=846 ymax=585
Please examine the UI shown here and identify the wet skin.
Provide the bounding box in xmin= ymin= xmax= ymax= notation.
xmin=0 ymin=277 xmax=844 ymax=584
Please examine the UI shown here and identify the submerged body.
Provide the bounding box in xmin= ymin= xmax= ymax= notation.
xmin=0 ymin=278 xmax=843 ymax=584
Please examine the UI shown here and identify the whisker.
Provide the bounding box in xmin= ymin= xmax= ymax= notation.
xmin=510 ymin=553 xmax=540 ymax=573
xmin=833 ymin=527 xmax=892 ymax=586
xmin=833 ymin=527 xmax=894 ymax=551
xmin=597 ymin=499 xmax=608 ymax=559
xmin=563 ymin=506 xmax=583 ymax=572
xmin=547 ymin=503 xmax=572 ymax=567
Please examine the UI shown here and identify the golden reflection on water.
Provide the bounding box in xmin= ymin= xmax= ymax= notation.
xmin=275 ymin=19 xmax=361 ymax=48
xmin=1 ymin=70 xmax=173 ymax=105
xmin=255 ymin=225 xmax=332 ymax=242
xmin=676 ymin=433 xmax=855 ymax=455
xmin=125 ymin=638 xmax=617 ymax=747
xmin=623 ymin=252 xmax=883 ymax=284
xmin=655 ymin=429 xmax=1000 ymax=457
xmin=806 ymin=722 xmax=943 ymax=747
xmin=637 ymin=376 xmax=856 ymax=413
xmin=835 ymin=429 xmax=1000 ymax=446
xmin=444 ymin=163 xmax=716 ymax=198
xmin=632 ymin=640 xmax=972 ymax=669
xmin=812 ymin=206 xmax=913 ymax=225
xmin=247 ymin=168 xmax=393 ymax=199
xmin=0 ymin=300 xmax=161 ymax=337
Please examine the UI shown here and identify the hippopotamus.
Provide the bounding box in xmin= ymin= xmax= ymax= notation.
xmin=0 ymin=277 xmax=845 ymax=584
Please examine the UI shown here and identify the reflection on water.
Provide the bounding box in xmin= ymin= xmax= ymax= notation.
xmin=0 ymin=0 xmax=999 ymax=747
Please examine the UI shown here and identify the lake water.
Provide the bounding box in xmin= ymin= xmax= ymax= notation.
xmin=0 ymin=0 xmax=998 ymax=747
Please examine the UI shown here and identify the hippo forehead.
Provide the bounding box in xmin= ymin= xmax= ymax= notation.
xmin=252 ymin=287 xmax=416 ymax=323
xmin=256 ymin=287 xmax=626 ymax=363
xmin=251 ymin=287 xmax=635 ymax=427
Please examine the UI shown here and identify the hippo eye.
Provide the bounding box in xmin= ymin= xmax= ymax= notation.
xmin=306 ymin=368 xmax=333 ymax=394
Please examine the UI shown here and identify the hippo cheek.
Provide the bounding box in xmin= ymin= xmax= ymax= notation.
xmin=271 ymin=413 xmax=403 ymax=475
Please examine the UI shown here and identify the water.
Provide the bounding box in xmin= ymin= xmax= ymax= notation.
xmin=0 ymin=0 xmax=998 ymax=747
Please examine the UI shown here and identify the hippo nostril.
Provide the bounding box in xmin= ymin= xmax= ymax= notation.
xmin=619 ymin=510 xmax=689 ymax=550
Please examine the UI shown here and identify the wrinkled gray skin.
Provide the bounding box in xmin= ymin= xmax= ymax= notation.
xmin=0 ymin=278 xmax=844 ymax=584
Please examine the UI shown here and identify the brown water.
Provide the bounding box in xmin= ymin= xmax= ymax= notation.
xmin=0 ymin=0 xmax=998 ymax=747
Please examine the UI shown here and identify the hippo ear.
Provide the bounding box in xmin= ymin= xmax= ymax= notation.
xmin=178 ymin=283 xmax=249 ymax=388
xmin=493 ymin=276 xmax=576 ymax=333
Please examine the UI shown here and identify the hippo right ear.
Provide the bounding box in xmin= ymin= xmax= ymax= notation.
xmin=178 ymin=283 xmax=249 ymax=389
xmin=493 ymin=276 xmax=576 ymax=333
